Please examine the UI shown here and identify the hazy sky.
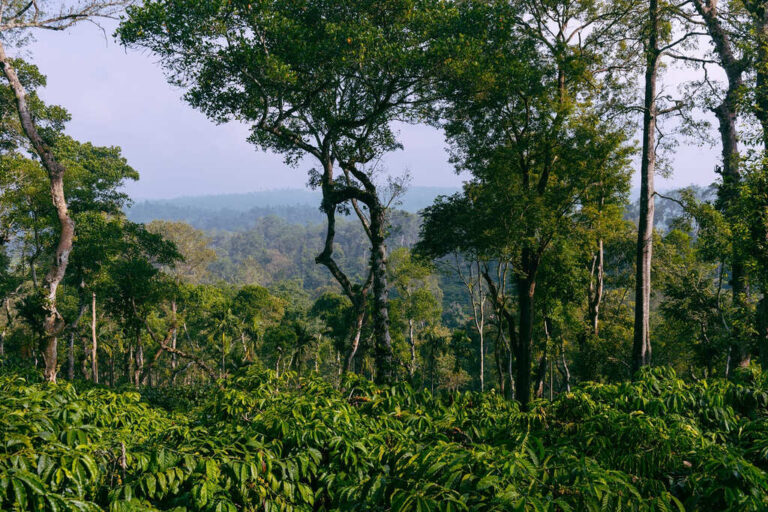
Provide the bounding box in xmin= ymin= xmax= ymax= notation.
xmin=23 ymin=21 xmax=719 ymax=200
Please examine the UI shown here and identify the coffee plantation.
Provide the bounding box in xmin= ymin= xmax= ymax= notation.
xmin=1 ymin=365 xmax=768 ymax=511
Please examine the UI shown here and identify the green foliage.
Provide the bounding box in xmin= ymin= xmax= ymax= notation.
xmin=3 ymin=367 xmax=768 ymax=511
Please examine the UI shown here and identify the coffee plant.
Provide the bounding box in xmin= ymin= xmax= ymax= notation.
xmin=1 ymin=366 xmax=767 ymax=511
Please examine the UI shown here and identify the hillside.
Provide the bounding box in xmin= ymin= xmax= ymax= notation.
xmin=126 ymin=187 xmax=461 ymax=231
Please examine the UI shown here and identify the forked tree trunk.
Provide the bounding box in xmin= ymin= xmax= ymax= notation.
xmin=632 ymin=0 xmax=659 ymax=375
xmin=0 ymin=42 xmax=75 ymax=383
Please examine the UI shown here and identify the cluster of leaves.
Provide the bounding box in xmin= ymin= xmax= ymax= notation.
xmin=2 ymin=365 xmax=768 ymax=511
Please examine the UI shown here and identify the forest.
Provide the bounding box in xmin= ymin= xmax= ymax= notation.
xmin=3 ymin=0 xmax=768 ymax=510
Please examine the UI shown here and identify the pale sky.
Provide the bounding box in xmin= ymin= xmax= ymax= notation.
xmin=22 ymin=20 xmax=720 ymax=200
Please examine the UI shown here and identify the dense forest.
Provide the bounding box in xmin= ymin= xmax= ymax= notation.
xmin=3 ymin=0 xmax=768 ymax=510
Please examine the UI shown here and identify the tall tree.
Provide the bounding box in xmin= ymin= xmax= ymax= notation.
xmin=420 ymin=0 xmax=633 ymax=407
xmin=0 ymin=0 xmax=128 ymax=381
xmin=632 ymin=0 xmax=661 ymax=374
xmin=687 ymin=0 xmax=752 ymax=367
xmin=631 ymin=0 xmax=700 ymax=373
xmin=119 ymin=0 xmax=442 ymax=383
xmin=388 ymin=248 xmax=442 ymax=381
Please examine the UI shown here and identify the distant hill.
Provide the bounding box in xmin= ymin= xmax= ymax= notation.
xmin=126 ymin=186 xmax=460 ymax=230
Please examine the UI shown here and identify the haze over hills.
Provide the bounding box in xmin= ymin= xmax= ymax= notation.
xmin=126 ymin=186 xmax=461 ymax=230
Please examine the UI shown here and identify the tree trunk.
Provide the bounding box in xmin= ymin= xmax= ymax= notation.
xmin=0 ymin=298 xmax=8 ymax=357
xmin=534 ymin=352 xmax=547 ymax=399
xmin=632 ymin=0 xmax=659 ymax=375
xmin=536 ymin=317 xmax=554 ymax=399
xmin=0 ymin=43 xmax=75 ymax=383
xmin=370 ymin=205 xmax=394 ymax=384
xmin=589 ymin=239 xmax=604 ymax=336
xmin=494 ymin=325 xmax=505 ymax=396
xmin=516 ymin=270 xmax=536 ymax=410
xmin=758 ymin=297 xmax=768 ymax=366
xmin=67 ymin=331 xmax=76 ymax=380
xmin=316 ymin=163 xmax=375 ymax=378
xmin=82 ymin=336 xmax=91 ymax=380
xmin=345 ymin=306 xmax=365 ymax=373
xmin=560 ymin=344 xmax=572 ymax=393
xmin=750 ymin=6 xmax=768 ymax=371
xmin=408 ymin=318 xmax=416 ymax=378
xmin=91 ymin=292 xmax=98 ymax=383
xmin=171 ymin=299 xmax=178 ymax=370
xmin=133 ymin=330 xmax=143 ymax=388
xmin=127 ymin=344 xmax=133 ymax=385
xmin=693 ymin=0 xmax=749 ymax=367
xmin=66 ymin=302 xmax=87 ymax=380
xmin=479 ymin=325 xmax=485 ymax=392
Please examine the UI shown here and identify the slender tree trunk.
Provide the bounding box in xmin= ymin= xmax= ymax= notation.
xmin=91 ymin=292 xmax=98 ymax=383
xmin=82 ymin=336 xmax=90 ymax=380
xmin=370 ymin=205 xmax=394 ymax=383
xmin=0 ymin=297 xmax=8 ymax=357
xmin=589 ymin=239 xmax=604 ymax=336
xmin=135 ymin=343 xmax=144 ymax=387
xmin=221 ymin=340 xmax=226 ymax=379
xmin=408 ymin=318 xmax=416 ymax=379
xmin=536 ymin=317 xmax=553 ymax=399
xmin=345 ymin=307 xmax=365 ymax=373
xmin=127 ymin=344 xmax=134 ymax=386
xmin=494 ymin=325 xmax=505 ymax=396
xmin=507 ymin=342 xmax=515 ymax=400
xmin=479 ymin=327 xmax=485 ymax=393
xmin=67 ymin=331 xmax=76 ymax=380
xmin=632 ymin=0 xmax=659 ymax=375
xmin=0 ymin=43 xmax=75 ymax=383
xmin=66 ymin=301 xmax=86 ymax=380
xmin=171 ymin=299 xmax=178 ymax=370
xmin=560 ymin=343 xmax=572 ymax=393
xmin=133 ymin=329 xmax=144 ymax=388
xmin=534 ymin=352 xmax=547 ymax=399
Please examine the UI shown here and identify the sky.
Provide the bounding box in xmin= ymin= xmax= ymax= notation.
xmin=23 ymin=21 xmax=720 ymax=200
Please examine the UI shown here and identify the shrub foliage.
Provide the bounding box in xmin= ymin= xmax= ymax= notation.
xmin=1 ymin=367 xmax=768 ymax=511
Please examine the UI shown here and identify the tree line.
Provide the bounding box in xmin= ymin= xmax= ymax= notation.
xmin=1 ymin=0 xmax=768 ymax=410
